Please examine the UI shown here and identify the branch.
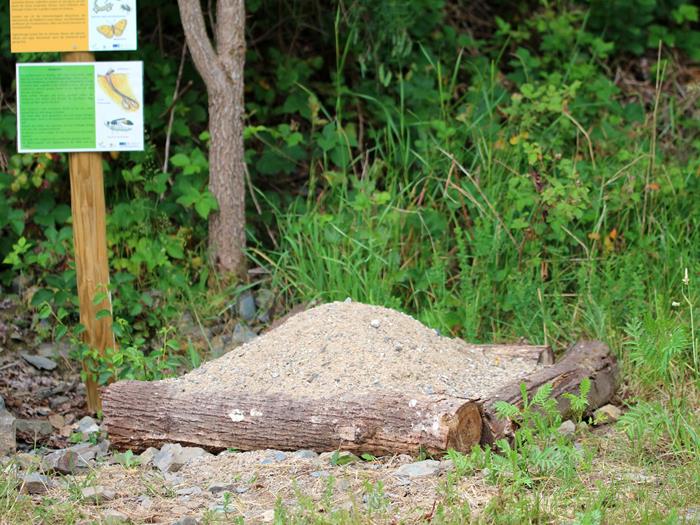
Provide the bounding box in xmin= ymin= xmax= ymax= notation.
xmin=176 ymin=0 xmax=225 ymax=90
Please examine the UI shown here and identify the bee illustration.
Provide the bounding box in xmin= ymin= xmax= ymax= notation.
xmin=121 ymin=4 xmax=131 ymax=12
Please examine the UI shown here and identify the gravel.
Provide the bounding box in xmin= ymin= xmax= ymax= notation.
xmin=175 ymin=302 xmax=539 ymax=400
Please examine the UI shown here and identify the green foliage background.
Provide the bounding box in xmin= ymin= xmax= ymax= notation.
xmin=0 ymin=0 xmax=699 ymax=378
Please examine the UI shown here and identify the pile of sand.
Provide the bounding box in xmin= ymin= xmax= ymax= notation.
xmin=176 ymin=301 xmax=539 ymax=400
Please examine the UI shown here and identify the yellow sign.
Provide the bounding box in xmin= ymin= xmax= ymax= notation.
xmin=10 ymin=0 xmax=137 ymax=53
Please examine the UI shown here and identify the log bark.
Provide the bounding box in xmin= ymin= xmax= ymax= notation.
xmin=102 ymin=387 xmax=482 ymax=456
xmin=479 ymin=340 xmax=618 ymax=444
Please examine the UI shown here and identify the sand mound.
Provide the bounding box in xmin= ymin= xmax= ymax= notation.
xmin=176 ymin=302 xmax=539 ymax=399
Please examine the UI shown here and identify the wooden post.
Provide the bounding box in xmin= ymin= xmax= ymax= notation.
xmin=63 ymin=51 xmax=116 ymax=414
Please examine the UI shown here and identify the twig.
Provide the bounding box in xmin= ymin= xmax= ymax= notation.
xmin=643 ymin=42 xmax=665 ymax=234
xmin=562 ymin=110 xmax=596 ymax=171
xmin=163 ymin=44 xmax=189 ymax=174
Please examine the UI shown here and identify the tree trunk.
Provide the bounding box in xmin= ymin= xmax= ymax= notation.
xmin=208 ymin=87 xmax=246 ymax=275
xmin=177 ymin=0 xmax=247 ymax=278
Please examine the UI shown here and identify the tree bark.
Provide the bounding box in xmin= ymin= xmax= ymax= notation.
xmin=102 ymin=387 xmax=482 ymax=456
xmin=479 ymin=340 xmax=618 ymax=444
xmin=176 ymin=0 xmax=247 ymax=277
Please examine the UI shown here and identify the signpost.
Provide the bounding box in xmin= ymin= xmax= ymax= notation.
xmin=10 ymin=3 xmax=143 ymax=412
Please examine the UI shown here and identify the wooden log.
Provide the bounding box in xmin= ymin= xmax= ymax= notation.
xmin=470 ymin=344 xmax=554 ymax=365
xmin=102 ymin=385 xmax=482 ymax=456
xmin=479 ymin=340 xmax=618 ymax=444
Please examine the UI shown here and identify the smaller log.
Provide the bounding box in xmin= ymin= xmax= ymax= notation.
xmin=102 ymin=385 xmax=482 ymax=456
xmin=479 ymin=340 xmax=618 ymax=444
xmin=472 ymin=344 xmax=554 ymax=365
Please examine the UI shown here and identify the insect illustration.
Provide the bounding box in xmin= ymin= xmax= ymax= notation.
xmin=98 ymin=69 xmax=140 ymax=112
xmin=93 ymin=0 xmax=113 ymax=13
xmin=97 ymin=19 xmax=127 ymax=39
xmin=105 ymin=118 xmax=134 ymax=132
xmin=121 ymin=3 xmax=131 ymax=12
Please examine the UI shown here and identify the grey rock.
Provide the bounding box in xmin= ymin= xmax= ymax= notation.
xmin=294 ymin=449 xmax=318 ymax=459
xmin=208 ymin=482 xmax=235 ymax=494
xmin=319 ymin=450 xmax=359 ymax=465
xmin=681 ymin=507 xmax=700 ymax=524
xmin=139 ymin=446 xmax=159 ymax=465
xmin=558 ymin=420 xmax=576 ymax=438
xmin=394 ymin=460 xmax=443 ymax=478
xmin=77 ymin=415 xmax=100 ymax=435
xmin=594 ymin=404 xmax=622 ymax=424
xmin=20 ymin=353 xmax=57 ymax=371
xmin=343 ymin=297 xmax=352 ymax=303
xmin=21 ymin=472 xmax=50 ymax=494
xmin=81 ymin=485 xmax=116 ymax=503
xmin=43 ymin=449 xmax=86 ymax=474
xmin=102 ymin=510 xmax=130 ymax=524
xmin=49 ymin=395 xmax=70 ymax=409
xmin=370 ymin=319 xmax=381 ymax=329
xmin=172 ymin=518 xmax=200 ymax=525
xmin=0 ymin=394 xmax=4 ymax=409
xmin=176 ymin=486 xmax=203 ymax=497
xmin=153 ymin=443 xmax=211 ymax=473
xmin=232 ymin=323 xmax=257 ymax=345
xmin=138 ymin=495 xmax=153 ymax=509
xmin=237 ymin=292 xmax=257 ymax=322
xmin=16 ymin=419 xmax=53 ymax=440
xmin=310 ymin=470 xmax=330 ymax=478
xmin=15 ymin=452 xmax=41 ymax=470
xmin=255 ymin=289 xmax=276 ymax=323
xmin=260 ymin=450 xmax=286 ymax=464
xmin=0 ymin=409 xmax=16 ymax=456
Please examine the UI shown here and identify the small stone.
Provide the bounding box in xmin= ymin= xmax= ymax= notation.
xmin=594 ymin=404 xmax=622 ymax=424
xmin=20 ymin=353 xmax=57 ymax=371
xmin=50 ymin=396 xmax=70 ymax=409
xmin=0 ymin=409 xmax=16 ymax=456
xmin=255 ymin=289 xmax=276 ymax=323
xmin=16 ymin=419 xmax=53 ymax=441
xmin=0 ymin=395 xmax=4 ymax=409
xmin=81 ymin=485 xmax=116 ymax=503
xmin=232 ymin=323 xmax=257 ymax=345
xmin=260 ymin=509 xmax=275 ymax=522
xmin=139 ymin=447 xmax=159 ymax=465
xmin=21 ymin=472 xmax=50 ymax=494
xmin=102 ymin=510 xmax=129 ymax=524
xmin=208 ymin=482 xmax=234 ymax=494
xmin=681 ymin=507 xmax=700 ymax=525
xmin=557 ymin=420 xmax=576 ymax=438
xmin=294 ymin=449 xmax=318 ymax=459
xmin=576 ymin=421 xmax=589 ymax=433
xmin=172 ymin=518 xmax=200 ymax=525
xmin=138 ymin=495 xmax=153 ymax=509
xmin=176 ymin=486 xmax=203 ymax=497
xmin=370 ymin=319 xmax=381 ymax=329
xmin=343 ymin=297 xmax=352 ymax=303
xmin=153 ymin=443 xmax=211 ymax=473
xmin=48 ymin=414 xmax=65 ymax=429
xmin=394 ymin=460 xmax=443 ymax=478
xmin=77 ymin=416 xmax=100 ymax=435
xmin=237 ymin=292 xmax=257 ymax=322
xmin=319 ymin=450 xmax=359 ymax=465
xmin=43 ymin=449 xmax=85 ymax=474
xmin=310 ymin=470 xmax=330 ymax=478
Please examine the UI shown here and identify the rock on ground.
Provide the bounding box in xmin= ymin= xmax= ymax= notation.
xmin=594 ymin=404 xmax=622 ymax=424
xmin=394 ymin=460 xmax=444 ymax=478
xmin=0 ymin=408 xmax=16 ymax=456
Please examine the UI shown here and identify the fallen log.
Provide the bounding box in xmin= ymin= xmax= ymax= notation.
xmin=102 ymin=341 xmax=614 ymax=455
xmin=479 ymin=340 xmax=618 ymax=444
xmin=102 ymin=387 xmax=482 ymax=455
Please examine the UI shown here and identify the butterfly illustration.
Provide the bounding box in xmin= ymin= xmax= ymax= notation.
xmin=97 ymin=19 xmax=127 ymax=39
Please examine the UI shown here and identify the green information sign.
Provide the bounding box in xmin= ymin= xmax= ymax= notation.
xmin=18 ymin=65 xmax=96 ymax=151
xmin=17 ymin=61 xmax=144 ymax=153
